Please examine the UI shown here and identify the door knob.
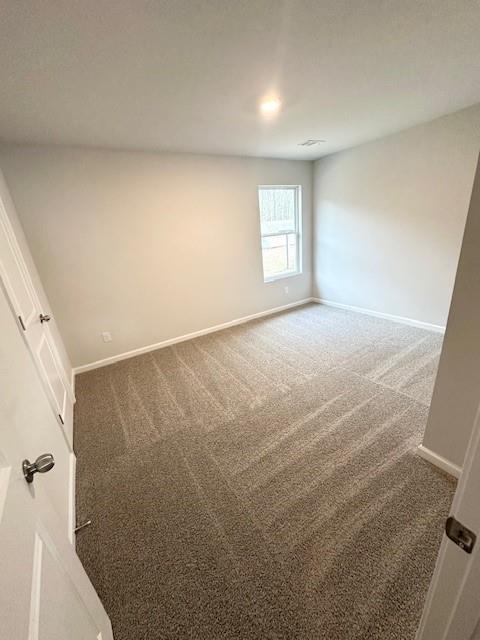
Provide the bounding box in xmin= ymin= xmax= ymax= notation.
xmin=22 ymin=453 xmax=55 ymax=483
xmin=39 ymin=313 xmax=51 ymax=323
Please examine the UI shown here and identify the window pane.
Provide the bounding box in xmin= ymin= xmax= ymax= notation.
xmin=287 ymin=233 xmax=297 ymax=271
xmin=262 ymin=234 xmax=288 ymax=278
xmin=261 ymin=233 xmax=298 ymax=279
xmin=259 ymin=188 xmax=296 ymax=235
xmin=258 ymin=186 xmax=301 ymax=281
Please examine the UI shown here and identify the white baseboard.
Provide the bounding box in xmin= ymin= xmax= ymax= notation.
xmin=312 ymin=298 xmax=446 ymax=333
xmin=417 ymin=445 xmax=461 ymax=479
xmin=68 ymin=452 xmax=76 ymax=545
xmin=74 ymin=296 xmax=445 ymax=375
xmin=74 ymin=297 xmax=314 ymax=375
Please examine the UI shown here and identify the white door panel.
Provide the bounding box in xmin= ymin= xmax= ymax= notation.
xmin=0 ymin=447 xmax=34 ymax=638
xmin=38 ymin=529 xmax=99 ymax=640
xmin=417 ymin=403 xmax=480 ymax=640
xmin=0 ymin=172 xmax=74 ymax=447
xmin=0 ymin=281 xmax=113 ymax=639
xmin=36 ymin=332 xmax=68 ymax=425
xmin=1 ymin=287 xmax=70 ymax=532
xmin=0 ymin=196 xmax=38 ymax=330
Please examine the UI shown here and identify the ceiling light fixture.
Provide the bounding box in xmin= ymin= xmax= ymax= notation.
xmin=259 ymin=97 xmax=281 ymax=115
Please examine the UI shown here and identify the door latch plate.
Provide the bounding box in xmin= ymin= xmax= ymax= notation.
xmin=446 ymin=516 xmax=476 ymax=554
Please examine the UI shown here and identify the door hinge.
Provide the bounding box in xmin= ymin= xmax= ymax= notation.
xmin=18 ymin=315 xmax=26 ymax=331
xmin=446 ymin=516 xmax=476 ymax=554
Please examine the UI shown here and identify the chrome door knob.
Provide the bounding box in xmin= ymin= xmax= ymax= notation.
xmin=22 ymin=453 xmax=55 ymax=483
xmin=39 ymin=313 xmax=51 ymax=323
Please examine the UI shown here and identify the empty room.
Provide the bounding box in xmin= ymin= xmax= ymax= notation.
xmin=2 ymin=2 xmax=480 ymax=639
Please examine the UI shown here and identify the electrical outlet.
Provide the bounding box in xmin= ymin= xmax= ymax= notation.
xmin=284 ymin=286 xmax=289 ymax=294
xmin=101 ymin=331 xmax=112 ymax=343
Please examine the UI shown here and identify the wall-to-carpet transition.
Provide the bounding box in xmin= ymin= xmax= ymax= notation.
xmin=74 ymin=303 xmax=455 ymax=640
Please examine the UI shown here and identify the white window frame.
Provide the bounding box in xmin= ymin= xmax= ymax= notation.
xmin=258 ymin=185 xmax=302 ymax=283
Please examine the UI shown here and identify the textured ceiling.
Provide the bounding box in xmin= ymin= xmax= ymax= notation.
xmin=1 ymin=0 xmax=479 ymax=159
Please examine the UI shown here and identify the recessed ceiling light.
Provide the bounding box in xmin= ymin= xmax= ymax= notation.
xmin=259 ymin=97 xmax=281 ymax=115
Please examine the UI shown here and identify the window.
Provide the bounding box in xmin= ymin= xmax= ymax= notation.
xmin=258 ymin=185 xmax=301 ymax=282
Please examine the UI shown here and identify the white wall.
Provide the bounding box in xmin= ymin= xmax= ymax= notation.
xmin=422 ymin=154 xmax=480 ymax=469
xmin=313 ymin=105 xmax=480 ymax=327
xmin=0 ymin=147 xmax=312 ymax=368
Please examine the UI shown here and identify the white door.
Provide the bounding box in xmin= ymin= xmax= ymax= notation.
xmin=0 ymin=172 xmax=74 ymax=448
xmin=416 ymin=400 xmax=480 ymax=640
xmin=0 ymin=280 xmax=113 ymax=639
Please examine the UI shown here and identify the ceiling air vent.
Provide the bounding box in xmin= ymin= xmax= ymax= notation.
xmin=298 ymin=139 xmax=325 ymax=146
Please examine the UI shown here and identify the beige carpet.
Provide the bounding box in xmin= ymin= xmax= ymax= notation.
xmin=75 ymin=303 xmax=455 ymax=640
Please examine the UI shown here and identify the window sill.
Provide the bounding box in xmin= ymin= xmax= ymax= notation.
xmin=264 ymin=271 xmax=302 ymax=284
